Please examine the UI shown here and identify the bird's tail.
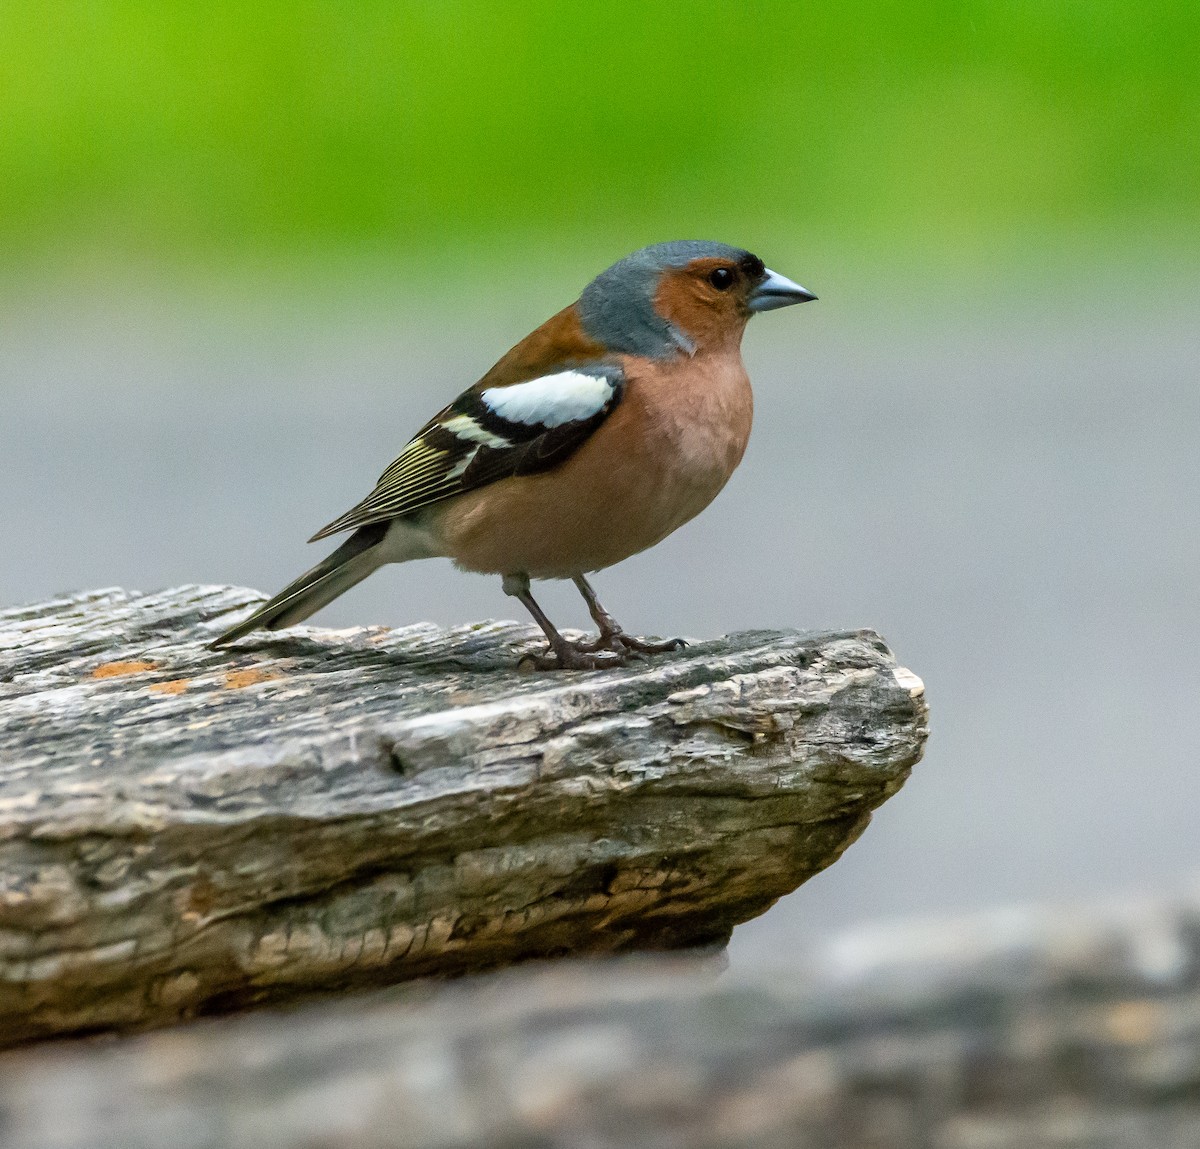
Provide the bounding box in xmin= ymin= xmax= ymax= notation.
xmin=209 ymin=522 xmax=392 ymax=649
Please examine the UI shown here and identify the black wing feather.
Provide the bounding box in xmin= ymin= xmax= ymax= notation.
xmin=310 ymin=367 xmax=624 ymax=540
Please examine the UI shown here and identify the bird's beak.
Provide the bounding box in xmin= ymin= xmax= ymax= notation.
xmin=747 ymin=268 xmax=817 ymax=312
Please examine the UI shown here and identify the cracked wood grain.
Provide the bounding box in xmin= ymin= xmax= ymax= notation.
xmin=0 ymin=585 xmax=927 ymax=1045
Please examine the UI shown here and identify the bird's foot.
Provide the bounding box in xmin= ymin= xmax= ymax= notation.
xmin=518 ymin=629 xmax=687 ymax=672
xmin=518 ymin=638 xmax=627 ymax=672
xmin=576 ymin=629 xmax=689 ymax=658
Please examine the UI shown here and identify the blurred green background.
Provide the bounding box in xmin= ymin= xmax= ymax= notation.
xmin=3 ymin=0 xmax=1197 ymax=287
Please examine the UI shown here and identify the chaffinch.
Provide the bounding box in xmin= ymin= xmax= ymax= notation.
xmin=210 ymin=241 xmax=815 ymax=668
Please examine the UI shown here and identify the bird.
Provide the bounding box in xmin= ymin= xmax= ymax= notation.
xmin=209 ymin=240 xmax=815 ymax=668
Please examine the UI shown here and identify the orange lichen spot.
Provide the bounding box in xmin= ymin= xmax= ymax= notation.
xmin=181 ymin=873 xmax=219 ymax=919
xmin=148 ymin=679 xmax=190 ymax=695
xmin=223 ymin=668 xmax=280 ymax=689
xmin=91 ymin=660 xmax=158 ymax=679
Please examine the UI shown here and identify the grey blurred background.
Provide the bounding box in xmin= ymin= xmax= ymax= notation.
xmin=2 ymin=3 xmax=1197 ymax=968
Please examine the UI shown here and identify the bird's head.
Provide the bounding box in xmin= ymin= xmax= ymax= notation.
xmin=578 ymin=240 xmax=815 ymax=358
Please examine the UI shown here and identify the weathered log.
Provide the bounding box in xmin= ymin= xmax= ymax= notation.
xmin=0 ymin=585 xmax=926 ymax=1045
xmin=2 ymin=893 xmax=1197 ymax=1149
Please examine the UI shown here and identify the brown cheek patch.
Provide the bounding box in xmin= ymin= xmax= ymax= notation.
xmin=91 ymin=660 xmax=158 ymax=679
xmin=653 ymin=262 xmax=745 ymax=350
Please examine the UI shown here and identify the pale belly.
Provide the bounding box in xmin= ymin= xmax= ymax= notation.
xmin=425 ymin=359 xmax=753 ymax=579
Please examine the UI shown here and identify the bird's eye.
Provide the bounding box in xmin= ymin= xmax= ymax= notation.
xmin=707 ymin=267 xmax=735 ymax=290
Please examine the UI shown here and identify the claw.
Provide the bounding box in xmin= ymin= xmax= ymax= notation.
xmin=577 ymin=631 xmax=688 ymax=657
xmin=614 ymin=633 xmax=688 ymax=655
xmin=519 ymin=641 xmax=626 ymax=672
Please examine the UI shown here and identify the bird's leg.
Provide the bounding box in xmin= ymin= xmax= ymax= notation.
xmin=502 ymin=573 xmax=622 ymax=671
xmin=571 ymin=574 xmax=688 ymax=657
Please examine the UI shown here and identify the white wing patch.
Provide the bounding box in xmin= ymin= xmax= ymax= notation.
xmin=481 ymin=371 xmax=614 ymax=428
xmin=440 ymin=413 xmax=511 ymax=448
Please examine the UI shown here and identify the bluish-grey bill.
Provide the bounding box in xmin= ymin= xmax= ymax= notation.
xmin=748 ymin=268 xmax=817 ymax=312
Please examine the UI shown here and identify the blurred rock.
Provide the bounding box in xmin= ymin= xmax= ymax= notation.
xmin=3 ymin=891 xmax=1200 ymax=1148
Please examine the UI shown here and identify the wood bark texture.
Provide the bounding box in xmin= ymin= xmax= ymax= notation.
xmin=2 ymin=894 xmax=1195 ymax=1149
xmin=0 ymin=585 xmax=927 ymax=1045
